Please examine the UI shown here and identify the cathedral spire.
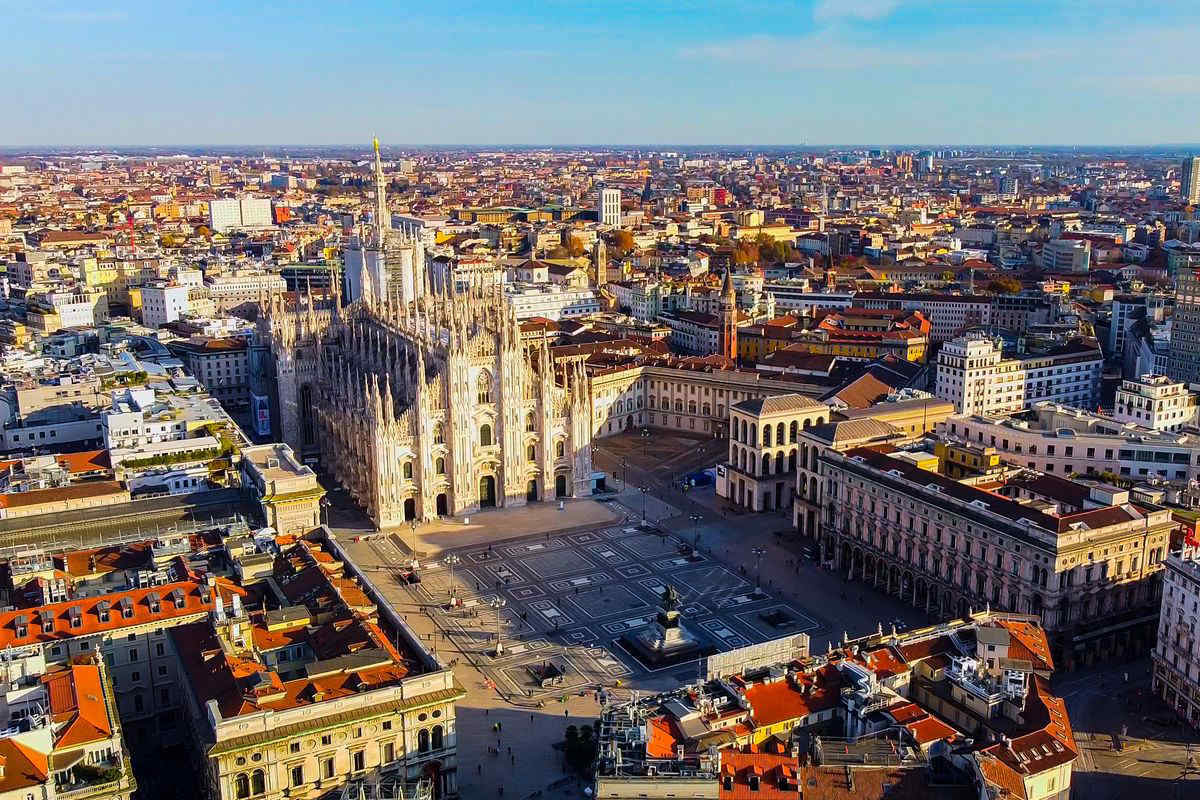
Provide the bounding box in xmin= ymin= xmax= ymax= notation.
xmin=373 ymin=135 xmax=389 ymax=247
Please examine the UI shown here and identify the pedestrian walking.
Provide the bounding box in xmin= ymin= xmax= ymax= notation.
xmin=498 ymin=721 xmax=503 ymax=732
xmin=511 ymin=754 xmax=515 ymax=765
xmin=477 ymin=764 xmax=482 ymax=774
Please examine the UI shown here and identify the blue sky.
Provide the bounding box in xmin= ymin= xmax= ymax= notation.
xmin=5 ymin=0 xmax=1199 ymax=146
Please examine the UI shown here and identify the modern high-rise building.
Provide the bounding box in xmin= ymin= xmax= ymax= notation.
xmin=1181 ymin=156 xmax=1200 ymax=204
xmin=596 ymin=186 xmax=621 ymax=227
xmin=1167 ymin=269 xmax=1200 ymax=383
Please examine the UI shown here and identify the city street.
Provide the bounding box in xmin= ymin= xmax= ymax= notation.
xmin=1057 ymin=658 xmax=1200 ymax=798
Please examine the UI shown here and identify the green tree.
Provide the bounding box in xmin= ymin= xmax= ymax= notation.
xmin=609 ymin=230 xmax=635 ymax=256
xmin=987 ymin=276 xmax=1022 ymax=294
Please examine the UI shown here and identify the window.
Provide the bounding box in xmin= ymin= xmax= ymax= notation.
xmin=290 ymin=742 xmax=301 ymax=754
xmin=477 ymin=372 xmax=492 ymax=404
xmin=432 ymin=725 xmax=444 ymax=750
xmin=435 ymin=457 xmax=445 ymax=475
xmin=322 ymin=758 xmax=334 ymax=779
xmin=433 ymin=424 xmax=444 ymax=444
xmin=235 ymin=774 xmax=250 ymax=799
xmin=382 ymin=720 xmax=392 ymax=731
xmin=403 ymin=461 xmax=413 ymax=479
xmin=555 ymin=440 xmax=565 ymax=458
xmin=480 ymin=424 xmax=493 ymax=446
xmin=418 ymin=729 xmax=430 ymax=753
xmin=321 ymin=734 xmax=332 ymax=747
xmin=352 ymin=750 xmax=365 ymax=772
xmin=382 ymin=742 xmax=395 ymax=763
xmin=129 ymin=648 xmax=138 ymax=661
xmin=291 ymin=765 xmax=304 ymax=787
xmin=155 ymin=642 xmax=165 ymax=656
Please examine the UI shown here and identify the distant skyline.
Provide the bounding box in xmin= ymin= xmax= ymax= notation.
xmin=6 ymin=0 xmax=1200 ymax=147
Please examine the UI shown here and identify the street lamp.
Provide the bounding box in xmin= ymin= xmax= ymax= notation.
xmin=639 ymin=428 xmax=651 ymax=461
xmin=444 ymin=554 xmax=460 ymax=603
xmin=689 ymin=512 xmax=703 ymax=551
xmin=408 ymin=519 xmax=417 ymax=557
xmin=621 ymin=458 xmax=627 ymax=491
xmin=752 ymin=546 xmax=767 ymax=593
xmin=640 ymin=486 xmax=649 ymax=523
xmin=489 ymin=597 xmax=507 ymax=657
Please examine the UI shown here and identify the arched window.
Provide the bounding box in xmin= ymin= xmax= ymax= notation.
xmin=555 ymin=440 xmax=565 ymax=458
xmin=251 ymin=770 xmax=265 ymax=796
xmin=527 ymin=444 xmax=536 ymax=461
xmin=775 ymin=452 xmax=784 ymax=473
xmin=750 ymin=424 xmax=757 ymax=446
xmin=526 ymin=412 xmax=535 ymax=432
xmin=432 ymin=725 xmax=444 ymax=750
xmin=418 ymin=729 xmax=430 ymax=753
xmin=763 ymin=457 xmax=771 ymax=476
xmin=763 ymin=426 xmax=772 ymax=446
xmin=790 ymin=421 xmax=798 ymax=443
xmin=433 ymin=423 xmax=444 ymax=444
xmin=235 ymin=775 xmax=249 ymax=799
xmin=403 ymin=461 xmax=413 ymax=479
xmin=477 ymin=372 xmax=492 ymax=404
xmin=435 ymin=457 xmax=445 ymax=475
xmin=750 ymin=453 xmax=757 ymax=475
xmin=480 ymin=424 xmax=493 ymax=446
xmin=776 ymin=422 xmax=785 ymax=444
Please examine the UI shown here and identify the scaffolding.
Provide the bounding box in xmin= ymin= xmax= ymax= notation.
xmin=337 ymin=776 xmax=432 ymax=800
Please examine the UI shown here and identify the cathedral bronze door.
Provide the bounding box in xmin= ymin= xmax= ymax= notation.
xmin=555 ymin=473 xmax=568 ymax=498
xmin=480 ymin=476 xmax=496 ymax=507
xmin=436 ymin=493 xmax=448 ymax=516
xmin=404 ymin=498 xmax=416 ymax=521
xmin=526 ymin=480 xmax=538 ymax=501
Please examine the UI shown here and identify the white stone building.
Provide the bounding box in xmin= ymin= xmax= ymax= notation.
xmin=935 ymin=334 xmax=1101 ymax=415
xmin=1153 ymin=548 xmax=1200 ymax=728
xmin=1113 ymin=374 xmax=1198 ymax=431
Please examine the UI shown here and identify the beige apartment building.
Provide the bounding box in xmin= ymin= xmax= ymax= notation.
xmin=818 ymin=446 xmax=1175 ymax=668
xmin=715 ymin=394 xmax=830 ymax=511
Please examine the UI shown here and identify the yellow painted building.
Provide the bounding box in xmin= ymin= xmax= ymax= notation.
xmin=934 ymin=440 xmax=1003 ymax=478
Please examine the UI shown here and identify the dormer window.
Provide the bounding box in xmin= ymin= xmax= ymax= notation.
xmin=69 ymin=607 xmax=82 ymax=629
xmin=748 ymin=774 xmax=761 ymax=791
xmin=723 ymin=776 xmax=733 ymax=791
xmin=171 ymin=590 xmax=186 ymax=610
xmin=40 ymin=610 xmax=55 ymax=632
xmin=98 ymin=602 xmax=111 ymax=623
xmin=148 ymin=593 xmax=161 ymax=614
xmin=14 ymin=615 xmax=28 ymax=638
xmin=121 ymin=599 xmax=134 ymax=619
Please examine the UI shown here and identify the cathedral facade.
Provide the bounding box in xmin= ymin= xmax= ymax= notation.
xmin=261 ymin=281 xmax=594 ymax=528
xmin=258 ymin=141 xmax=593 ymax=529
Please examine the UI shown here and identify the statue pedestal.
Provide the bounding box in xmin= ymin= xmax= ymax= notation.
xmin=619 ymin=607 xmax=713 ymax=669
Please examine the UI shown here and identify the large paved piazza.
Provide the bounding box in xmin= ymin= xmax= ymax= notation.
xmin=342 ymin=507 xmax=820 ymax=701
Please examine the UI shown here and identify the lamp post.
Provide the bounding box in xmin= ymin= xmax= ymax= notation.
xmin=489 ymin=597 xmax=507 ymax=657
xmin=444 ymin=554 xmax=460 ymax=603
xmin=408 ymin=519 xmax=417 ymax=557
xmin=752 ymin=546 xmax=767 ymax=593
xmin=621 ymin=458 xmax=627 ymax=490
xmin=639 ymin=428 xmax=651 ymax=461
xmin=689 ymin=512 xmax=703 ymax=552
xmin=640 ymin=486 xmax=649 ymax=523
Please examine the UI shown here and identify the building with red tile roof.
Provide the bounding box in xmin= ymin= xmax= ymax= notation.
xmin=595 ymin=613 xmax=1074 ymax=800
